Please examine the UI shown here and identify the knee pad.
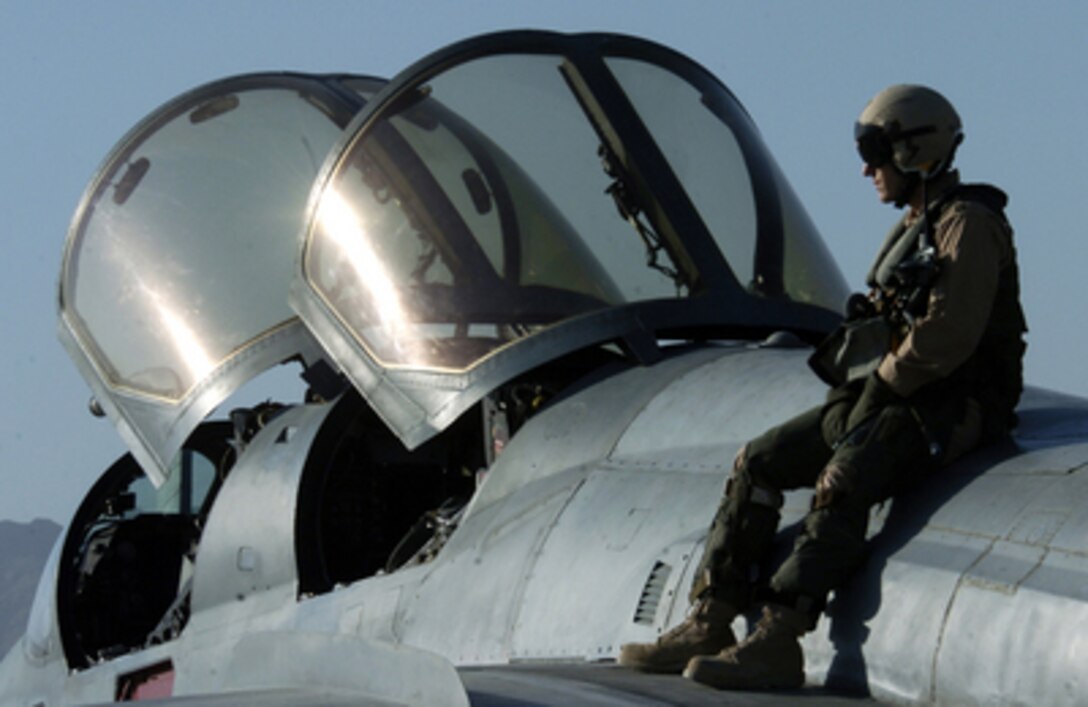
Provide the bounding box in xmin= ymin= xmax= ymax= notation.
xmin=725 ymin=470 xmax=784 ymax=510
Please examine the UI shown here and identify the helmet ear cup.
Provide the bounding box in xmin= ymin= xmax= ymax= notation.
xmin=856 ymin=85 xmax=962 ymax=176
xmin=936 ymin=132 xmax=965 ymax=176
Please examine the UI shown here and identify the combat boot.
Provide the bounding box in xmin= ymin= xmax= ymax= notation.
xmin=682 ymin=604 xmax=806 ymax=690
xmin=618 ymin=597 xmax=737 ymax=674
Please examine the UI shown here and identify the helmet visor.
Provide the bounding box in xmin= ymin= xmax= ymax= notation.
xmin=855 ymin=123 xmax=893 ymax=168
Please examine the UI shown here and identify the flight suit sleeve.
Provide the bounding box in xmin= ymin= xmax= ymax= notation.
xmin=877 ymin=202 xmax=1008 ymax=397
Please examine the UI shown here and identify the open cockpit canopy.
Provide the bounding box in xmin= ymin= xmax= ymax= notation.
xmin=291 ymin=31 xmax=846 ymax=447
xmin=59 ymin=32 xmax=846 ymax=484
xmin=58 ymin=74 xmax=379 ymax=484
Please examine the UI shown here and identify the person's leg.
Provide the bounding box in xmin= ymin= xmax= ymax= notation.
xmin=771 ymin=402 xmax=932 ymax=607
xmin=691 ymin=405 xmax=834 ymax=608
xmin=687 ymin=402 xmax=933 ymax=690
xmin=620 ymin=405 xmax=832 ymax=673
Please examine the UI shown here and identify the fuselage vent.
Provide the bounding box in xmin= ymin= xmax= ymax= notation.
xmin=633 ymin=560 xmax=672 ymax=626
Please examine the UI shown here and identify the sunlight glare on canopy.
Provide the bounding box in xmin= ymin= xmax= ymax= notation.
xmin=317 ymin=189 xmax=411 ymax=355
xmin=150 ymin=291 xmax=215 ymax=391
xmin=93 ymin=225 xmax=215 ymax=397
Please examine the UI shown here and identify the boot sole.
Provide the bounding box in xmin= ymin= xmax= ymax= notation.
xmin=683 ymin=655 xmax=803 ymax=690
xmin=617 ymin=660 xmax=686 ymax=674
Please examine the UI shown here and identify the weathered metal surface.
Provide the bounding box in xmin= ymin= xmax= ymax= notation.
xmin=190 ymin=403 xmax=328 ymax=615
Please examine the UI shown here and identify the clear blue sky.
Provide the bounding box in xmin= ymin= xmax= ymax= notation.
xmin=1 ymin=1 xmax=1085 ymax=523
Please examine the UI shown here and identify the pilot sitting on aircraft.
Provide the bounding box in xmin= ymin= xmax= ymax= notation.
xmin=619 ymin=84 xmax=1027 ymax=690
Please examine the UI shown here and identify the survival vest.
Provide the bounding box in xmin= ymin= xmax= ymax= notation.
xmin=812 ymin=182 xmax=1026 ymax=435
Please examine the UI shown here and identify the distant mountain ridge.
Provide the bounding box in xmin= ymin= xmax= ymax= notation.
xmin=0 ymin=519 xmax=62 ymax=659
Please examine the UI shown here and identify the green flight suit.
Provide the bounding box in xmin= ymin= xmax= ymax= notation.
xmin=691 ymin=175 xmax=1026 ymax=621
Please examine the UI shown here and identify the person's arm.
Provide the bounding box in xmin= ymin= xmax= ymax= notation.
xmin=877 ymin=202 xmax=1007 ymax=397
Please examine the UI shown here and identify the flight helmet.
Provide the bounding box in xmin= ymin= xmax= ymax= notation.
xmin=855 ymin=84 xmax=963 ymax=178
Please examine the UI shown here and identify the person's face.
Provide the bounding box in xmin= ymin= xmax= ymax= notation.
xmin=862 ymin=161 xmax=909 ymax=205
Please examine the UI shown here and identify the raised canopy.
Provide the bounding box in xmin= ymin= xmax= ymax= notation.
xmin=58 ymin=74 xmax=379 ymax=484
xmin=291 ymin=32 xmax=846 ymax=449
